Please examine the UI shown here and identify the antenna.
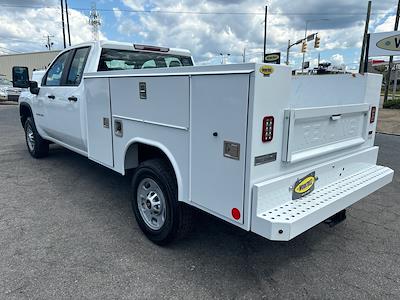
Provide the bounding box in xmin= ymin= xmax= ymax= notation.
xmin=89 ymin=2 xmax=101 ymax=41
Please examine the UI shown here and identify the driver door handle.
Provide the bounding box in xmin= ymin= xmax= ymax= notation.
xmin=48 ymin=95 xmax=55 ymax=99
xmin=68 ymin=96 xmax=78 ymax=102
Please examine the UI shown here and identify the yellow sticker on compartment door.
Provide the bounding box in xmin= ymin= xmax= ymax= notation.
xmin=292 ymin=172 xmax=316 ymax=200
xmin=259 ymin=65 xmax=274 ymax=76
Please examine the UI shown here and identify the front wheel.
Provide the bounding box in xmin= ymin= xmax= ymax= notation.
xmin=131 ymin=159 xmax=193 ymax=245
xmin=24 ymin=117 xmax=49 ymax=158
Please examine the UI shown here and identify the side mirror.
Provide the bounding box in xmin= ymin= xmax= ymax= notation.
xmin=12 ymin=66 xmax=30 ymax=88
xmin=29 ymin=81 xmax=40 ymax=95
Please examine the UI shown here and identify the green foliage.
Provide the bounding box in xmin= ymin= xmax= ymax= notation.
xmin=383 ymin=99 xmax=400 ymax=109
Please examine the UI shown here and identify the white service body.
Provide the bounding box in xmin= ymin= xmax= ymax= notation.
xmin=19 ymin=41 xmax=393 ymax=241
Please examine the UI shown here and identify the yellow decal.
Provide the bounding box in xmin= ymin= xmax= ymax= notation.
xmin=259 ymin=65 xmax=274 ymax=76
xmin=376 ymin=34 xmax=400 ymax=52
xmin=294 ymin=176 xmax=315 ymax=194
xmin=264 ymin=54 xmax=280 ymax=62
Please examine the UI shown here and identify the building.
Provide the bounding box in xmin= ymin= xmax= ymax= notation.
xmin=0 ymin=50 xmax=60 ymax=80
xmin=367 ymin=59 xmax=400 ymax=81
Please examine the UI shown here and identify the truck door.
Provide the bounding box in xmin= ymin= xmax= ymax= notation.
xmin=38 ymin=47 xmax=90 ymax=152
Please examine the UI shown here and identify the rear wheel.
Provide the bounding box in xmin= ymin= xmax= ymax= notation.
xmin=131 ymin=159 xmax=193 ymax=245
xmin=24 ymin=117 xmax=49 ymax=158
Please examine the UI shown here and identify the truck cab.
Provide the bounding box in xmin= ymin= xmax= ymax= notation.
xmin=16 ymin=41 xmax=193 ymax=156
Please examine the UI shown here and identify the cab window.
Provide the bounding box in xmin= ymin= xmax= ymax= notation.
xmin=44 ymin=51 xmax=70 ymax=86
xmin=67 ymin=47 xmax=90 ymax=86
xmin=98 ymin=48 xmax=193 ymax=71
xmin=141 ymin=59 xmax=156 ymax=69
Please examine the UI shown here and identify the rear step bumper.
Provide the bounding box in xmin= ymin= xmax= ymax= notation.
xmin=252 ymin=165 xmax=393 ymax=241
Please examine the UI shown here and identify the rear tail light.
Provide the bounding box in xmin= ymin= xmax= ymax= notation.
xmin=370 ymin=106 xmax=376 ymax=123
xmin=262 ymin=116 xmax=274 ymax=142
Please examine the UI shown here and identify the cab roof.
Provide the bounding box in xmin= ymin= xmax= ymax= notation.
xmin=70 ymin=40 xmax=192 ymax=57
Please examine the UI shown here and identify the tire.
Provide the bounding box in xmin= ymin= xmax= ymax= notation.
xmin=131 ymin=159 xmax=193 ymax=245
xmin=24 ymin=117 xmax=49 ymax=158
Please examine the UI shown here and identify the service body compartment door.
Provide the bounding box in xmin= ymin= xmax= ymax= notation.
xmin=85 ymin=77 xmax=114 ymax=167
xmin=190 ymin=74 xmax=250 ymax=223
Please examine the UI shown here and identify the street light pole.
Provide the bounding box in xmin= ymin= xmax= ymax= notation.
xmin=301 ymin=21 xmax=308 ymax=73
xmin=300 ymin=19 xmax=329 ymax=72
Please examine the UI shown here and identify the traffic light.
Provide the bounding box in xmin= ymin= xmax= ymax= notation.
xmin=301 ymin=41 xmax=307 ymax=53
xmin=314 ymin=36 xmax=321 ymax=48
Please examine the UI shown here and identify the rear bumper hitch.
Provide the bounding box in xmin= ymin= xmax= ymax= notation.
xmin=324 ymin=209 xmax=347 ymax=227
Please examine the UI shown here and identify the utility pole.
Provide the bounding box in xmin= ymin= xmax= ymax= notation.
xmin=263 ymin=6 xmax=267 ymax=62
xmin=219 ymin=53 xmax=231 ymax=64
xmin=45 ymin=35 xmax=55 ymax=51
xmin=65 ymin=0 xmax=71 ymax=46
xmin=242 ymin=48 xmax=246 ymax=63
xmin=60 ymin=0 xmax=66 ymax=48
xmin=383 ymin=0 xmax=400 ymax=103
xmin=359 ymin=1 xmax=371 ymax=73
xmin=286 ymin=40 xmax=290 ymax=65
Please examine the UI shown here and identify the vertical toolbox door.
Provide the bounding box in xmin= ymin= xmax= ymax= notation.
xmin=85 ymin=77 xmax=114 ymax=167
xmin=190 ymin=74 xmax=250 ymax=223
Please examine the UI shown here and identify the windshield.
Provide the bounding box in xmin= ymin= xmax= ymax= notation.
xmin=98 ymin=48 xmax=193 ymax=71
xmin=0 ymin=78 xmax=11 ymax=86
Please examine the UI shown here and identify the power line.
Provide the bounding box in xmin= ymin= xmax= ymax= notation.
xmin=0 ymin=4 xmax=393 ymax=16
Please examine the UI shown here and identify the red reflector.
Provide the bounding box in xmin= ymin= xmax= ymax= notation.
xmin=262 ymin=116 xmax=274 ymax=142
xmin=231 ymin=208 xmax=241 ymax=220
xmin=370 ymin=106 xmax=376 ymax=123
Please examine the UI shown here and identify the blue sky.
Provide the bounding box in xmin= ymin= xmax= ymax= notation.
xmin=0 ymin=0 xmax=398 ymax=70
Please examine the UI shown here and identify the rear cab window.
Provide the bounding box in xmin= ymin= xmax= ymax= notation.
xmin=97 ymin=48 xmax=193 ymax=71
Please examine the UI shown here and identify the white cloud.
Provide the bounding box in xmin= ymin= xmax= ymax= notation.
xmin=0 ymin=0 xmax=397 ymax=69
xmin=117 ymin=19 xmax=139 ymax=36
xmin=375 ymin=15 xmax=396 ymax=33
xmin=113 ymin=7 xmax=122 ymax=19
xmin=331 ymin=53 xmax=345 ymax=65
xmin=0 ymin=4 xmax=106 ymax=55
xmin=116 ymin=0 xmax=395 ymax=65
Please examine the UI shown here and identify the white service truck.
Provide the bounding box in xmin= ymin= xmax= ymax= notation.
xmin=12 ymin=40 xmax=393 ymax=245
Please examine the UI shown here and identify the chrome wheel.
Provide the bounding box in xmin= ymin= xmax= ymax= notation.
xmin=26 ymin=124 xmax=35 ymax=152
xmin=137 ymin=178 xmax=166 ymax=230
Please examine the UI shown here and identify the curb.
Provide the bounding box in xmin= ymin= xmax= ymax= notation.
xmin=376 ymin=132 xmax=400 ymax=137
xmin=0 ymin=101 xmax=18 ymax=106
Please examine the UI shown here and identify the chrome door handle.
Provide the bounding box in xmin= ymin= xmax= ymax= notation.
xmin=68 ymin=96 xmax=77 ymax=102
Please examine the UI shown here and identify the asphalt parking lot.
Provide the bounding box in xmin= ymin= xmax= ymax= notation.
xmin=0 ymin=105 xmax=399 ymax=299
